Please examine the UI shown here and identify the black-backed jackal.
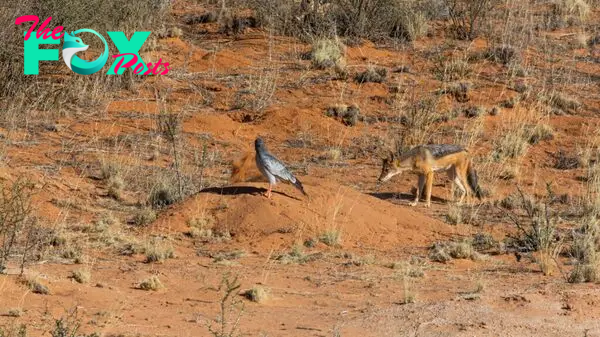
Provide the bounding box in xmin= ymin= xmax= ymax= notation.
xmin=377 ymin=144 xmax=483 ymax=207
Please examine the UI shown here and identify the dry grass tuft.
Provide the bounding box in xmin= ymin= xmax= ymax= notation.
xmin=354 ymin=67 xmax=387 ymax=84
xmin=145 ymin=238 xmax=175 ymax=263
xmin=429 ymin=240 xmax=481 ymax=262
xmin=310 ymin=39 xmax=345 ymax=70
xmin=243 ymin=286 xmax=269 ymax=303
xmin=132 ymin=208 xmax=157 ymax=226
xmin=139 ymin=276 xmax=164 ymax=291
xmin=22 ymin=275 xmax=50 ymax=295
xmin=319 ymin=230 xmax=342 ymax=247
xmin=71 ymin=268 xmax=91 ymax=284
xmin=568 ymin=216 xmax=600 ymax=283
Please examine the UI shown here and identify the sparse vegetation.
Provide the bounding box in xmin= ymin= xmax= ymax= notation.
xmin=0 ymin=323 xmax=27 ymax=337
xmin=50 ymin=308 xmax=99 ymax=337
xmin=486 ymin=45 xmax=519 ymax=65
xmin=527 ymin=123 xmax=555 ymax=145
xmin=446 ymin=204 xmax=463 ymax=225
xmin=493 ymin=124 xmax=530 ymax=160
xmin=0 ymin=178 xmax=39 ymax=273
xmin=0 ymin=0 xmax=170 ymax=127
xmin=275 ymin=244 xmax=323 ymax=264
xmin=207 ymin=273 xmax=244 ymax=337
xmin=444 ymin=0 xmax=497 ymax=40
xmin=395 ymin=95 xmax=443 ymax=149
xmin=22 ymin=275 xmax=50 ymax=295
xmin=5 ymin=309 xmax=22 ymax=318
xmin=2 ymin=0 xmax=600 ymax=333
xmin=433 ymin=55 xmax=472 ymax=82
xmin=540 ymin=91 xmax=581 ymax=114
xmin=354 ymin=67 xmax=387 ymax=84
xmin=568 ymin=216 xmax=599 ymax=283
xmin=248 ymin=0 xmax=430 ymax=42
xmin=324 ymin=104 xmax=361 ymax=126
xmin=144 ymin=238 xmax=175 ymax=263
xmin=243 ymin=286 xmax=268 ymax=303
xmin=503 ymin=185 xmax=563 ymax=276
xmin=319 ymin=230 xmax=342 ymax=247
xmin=132 ymin=208 xmax=157 ymax=226
xmin=71 ymin=268 xmax=91 ymax=284
xmin=138 ymin=276 xmax=164 ymax=291
xmin=310 ymin=39 xmax=345 ymax=70
xmin=429 ymin=239 xmax=481 ymax=262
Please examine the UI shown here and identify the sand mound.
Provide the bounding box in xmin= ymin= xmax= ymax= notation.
xmin=156 ymin=175 xmax=452 ymax=252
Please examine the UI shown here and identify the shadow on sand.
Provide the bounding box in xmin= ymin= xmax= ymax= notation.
xmin=369 ymin=192 xmax=446 ymax=204
xmin=200 ymin=185 xmax=301 ymax=201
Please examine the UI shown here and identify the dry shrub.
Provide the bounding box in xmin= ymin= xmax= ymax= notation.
xmin=132 ymin=207 xmax=157 ymax=226
xmin=395 ymin=95 xmax=443 ymax=150
xmin=429 ymin=239 xmax=481 ymax=262
xmin=446 ymin=204 xmax=463 ymax=225
xmin=148 ymin=180 xmax=178 ymax=209
xmin=493 ymin=124 xmax=529 ymax=160
xmin=454 ymin=114 xmax=484 ymax=149
xmin=71 ymin=268 xmax=91 ymax=284
xmin=432 ymin=55 xmax=472 ymax=82
xmin=248 ymin=0 xmax=430 ymax=41
xmin=319 ymin=229 xmax=342 ymax=247
xmin=584 ymin=164 xmax=600 ymax=213
xmin=552 ymin=0 xmax=591 ymax=24
xmin=232 ymin=67 xmax=279 ymax=114
xmin=325 ymin=104 xmax=361 ymax=126
xmin=503 ymin=185 xmax=563 ymax=276
xmin=139 ymin=275 xmax=164 ymax=291
xmin=243 ymin=286 xmax=269 ymax=303
xmin=444 ymin=0 xmax=497 ymax=40
xmin=442 ymin=81 xmax=471 ymax=103
xmin=22 ymin=275 xmax=50 ymax=294
xmin=568 ymin=216 xmax=600 ymax=283
xmin=390 ymin=7 xmax=429 ymax=42
xmin=310 ymin=38 xmax=345 ymax=70
xmin=485 ymin=45 xmax=520 ymax=65
xmin=354 ymin=67 xmax=387 ymax=84
xmin=493 ymin=108 xmax=551 ymax=160
xmin=144 ymin=237 xmax=174 ymax=263
xmin=541 ymin=92 xmax=581 ymax=114
xmin=527 ymin=123 xmax=554 ymax=145
xmin=0 ymin=178 xmax=45 ymax=274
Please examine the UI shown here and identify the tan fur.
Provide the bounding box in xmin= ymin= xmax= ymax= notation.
xmin=378 ymin=145 xmax=479 ymax=207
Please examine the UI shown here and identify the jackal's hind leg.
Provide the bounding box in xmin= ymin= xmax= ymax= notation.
xmin=447 ymin=168 xmax=457 ymax=203
xmin=454 ymin=176 xmax=467 ymax=205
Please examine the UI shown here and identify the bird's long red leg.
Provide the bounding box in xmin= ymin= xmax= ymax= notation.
xmin=267 ymin=184 xmax=272 ymax=199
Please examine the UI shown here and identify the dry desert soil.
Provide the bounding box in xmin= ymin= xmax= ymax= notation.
xmin=2 ymin=0 xmax=600 ymax=336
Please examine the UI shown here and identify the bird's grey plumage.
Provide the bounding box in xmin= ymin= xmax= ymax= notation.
xmin=255 ymin=138 xmax=306 ymax=196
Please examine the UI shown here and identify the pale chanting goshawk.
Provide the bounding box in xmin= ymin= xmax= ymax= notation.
xmin=254 ymin=137 xmax=307 ymax=198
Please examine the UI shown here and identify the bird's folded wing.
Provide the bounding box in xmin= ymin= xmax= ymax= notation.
xmin=263 ymin=153 xmax=297 ymax=183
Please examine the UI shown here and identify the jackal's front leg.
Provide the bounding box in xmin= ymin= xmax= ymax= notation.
xmin=409 ymin=174 xmax=425 ymax=207
xmin=424 ymin=171 xmax=434 ymax=208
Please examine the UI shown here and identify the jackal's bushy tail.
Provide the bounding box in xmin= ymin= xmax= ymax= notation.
xmin=467 ymin=161 xmax=483 ymax=200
